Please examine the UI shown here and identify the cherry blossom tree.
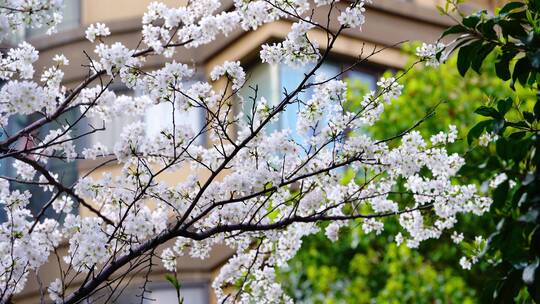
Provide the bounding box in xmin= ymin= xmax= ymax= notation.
xmin=0 ymin=1 xmax=490 ymax=303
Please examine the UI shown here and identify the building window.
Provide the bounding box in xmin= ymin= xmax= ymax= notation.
xmin=239 ymin=60 xmax=380 ymax=143
xmin=83 ymin=87 xmax=205 ymax=152
xmin=239 ymin=63 xmax=282 ymax=133
xmin=115 ymin=282 xmax=209 ymax=304
xmin=26 ymin=0 xmax=81 ymax=38
xmin=0 ymin=111 xmax=79 ymax=222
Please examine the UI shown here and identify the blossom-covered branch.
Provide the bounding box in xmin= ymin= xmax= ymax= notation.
xmin=0 ymin=0 xmax=489 ymax=303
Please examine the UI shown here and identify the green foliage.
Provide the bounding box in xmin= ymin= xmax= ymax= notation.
xmin=352 ymin=44 xmax=529 ymax=152
xmin=165 ymin=273 xmax=184 ymax=304
xmin=281 ymin=223 xmax=477 ymax=304
xmin=280 ymin=46 xmax=528 ymax=303
xmin=440 ymin=1 xmax=540 ymax=302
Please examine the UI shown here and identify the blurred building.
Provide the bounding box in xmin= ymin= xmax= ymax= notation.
xmin=5 ymin=0 xmax=494 ymax=303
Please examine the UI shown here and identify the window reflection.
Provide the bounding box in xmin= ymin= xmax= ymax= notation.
xmin=114 ymin=282 xmax=209 ymax=304
xmin=239 ymin=60 xmax=379 ymax=145
xmin=26 ymin=0 xmax=81 ymax=38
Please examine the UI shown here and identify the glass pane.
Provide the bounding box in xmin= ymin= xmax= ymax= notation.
xmin=84 ymin=90 xmax=204 ymax=150
xmin=144 ymin=102 xmax=204 ymax=140
xmin=279 ymin=62 xmax=340 ymax=145
xmin=143 ymin=286 xmax=208 ymax=304
xmin=113 ymin=283 xmax=209 ymax=304
xmin=0 ymin=111 xmax=79 ymax=222
xmin=238 ymin=63 xmax=280 ymax=132
xmin=239 ymin=61 xmax=378 ymax=150
xmin=26 ymin=0 xmax=80 ymax=38
xmin=279 ymin=64 xmax=309 ymax=144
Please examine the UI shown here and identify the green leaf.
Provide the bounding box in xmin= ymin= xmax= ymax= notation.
xmin=165 ymin=274 xmax=181 ymax=291
xmin=506 ymin=121 xmax=529 ymax=128
xmin=497 ymin=98 xmax=513 ymax=115
xmin=524 ymin=111 xmax=536 ymax=123
xmin=531 ymin=226 xmax=540 ymax=257
xmin=499 ymin=19 xmax=528 ymax=39
xmin=496 ymin=53 xmax=515 ymax=81
xmin=479 ymin=20 xmax=497 ymax=40
xmin=517 ymin=209 xmax=539 ymax=223
xmin=513 ymin=57 xmax=531 ymax=85
xmin=491 ymin=119 xmax=506 ymax=134
xmin=340 ymin=168 xmax=356 ymax=185
xmin=485 ymin=155 xmax=503 ymax=170
xmin=467 ymin=120 xmax=492 ymax=144
xmin=509 ymin=131 xmax=526 ymax=139
xmin=457 ymin=45 xmax=472 ymax=76
xmin=496 ymin=137 xmax=512 ymax=160
xmin=441 ymin=24 xmax=467 ymax=37
xmin=534 ymin=100 xmax=540 ymax=118
xmin=527 ymin=269 xmax=540 ymax=304
xmin=475 ymin=106 xmax=501 ymax=118
xmin=457 ymin=41 xmax=483 ymax=76
xmin=463 ymin=15 xmax=481 ymax=28
xmin=472 ymin=43 xmax=496 ymax=72
xmin=528 ymin=71 xmax=537 ymax=86
xmin=511 ymin=138 xmax=531 ymax=162
xmin=494 ymin=269 xmax=523 ymax=303
xmin=492 ymin=180 xmax=510 ymax=211
xmin=499 ymin=2 xmax=525 ymax=14
xmin=507 ymin=10 xmax=528 ymax=23
xmin=523 ymin=259 xmax=539 ymax=288
xmin=436 ymin=5 xmax=446 ymax=15
xmin=528 ymin=49 xmax=540 ymax=69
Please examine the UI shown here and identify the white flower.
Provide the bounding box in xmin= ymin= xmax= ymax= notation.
xmin=325 ymin=222 xmax=342 ymax=241
xmin=489 ymin=173 xmax=508 ymax=189
xmin=338 ymin=3 xmax=366 ymax=29
xmin=479 ymin=132 xmax=498 ymax=146
xmin=431 ymin=125 xmax=458 ymax=144
xmin=52 ymin=196 xmax=74 ymax=214
xmin=48 ymin=278 xmax=63 ymax=303
xmin=40 ymin=67 xmax=64 ymax=87
xmin=459 ymin=257 xmax=472 ymax=270
xmin=451 ymin=231 xmax=464 ymax=244
xmin=94 ymin=42 xmax=137 ymax=75
xmin=315 ymin=0 xmax=336 ymax=6
xmin=2 ymin=42 xmax=39 ymax=79
xmin=52 ymin=54 xmax=69 ymax=66
xmin=362 ymin=219 xmax=384 ymax=235
xmin=13 ymin=160 xmax=36 ymax=181
xmin=210 ymin=61 xmax=246 ymax=90
xmin=82 ymin=143 xmax=109 ymax=160
xmin=85 ymin=23 xmax=111 ymax=42
xmin=260 ymin=21 xmax=319 ymax=67
xmin=395 ymin=233 xmax=404 ymax=246
xmin=474 ymin=235 xmax=485 ymax=246
xmin=161 ymin=248 xmax=177 ymax=272
xmin=416 ymin=42 xmax=446 ymax=66
xmin=377 ymin=77 xmax=403 ymax=103
xmin=0 ymin=1 xmax=493 ymax=302
xmin=0 ymin=1 xmax=63 ymax=42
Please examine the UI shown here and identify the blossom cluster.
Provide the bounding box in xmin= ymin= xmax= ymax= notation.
xmin=0 ymin=0 xmax=63 ymax=42
xmin=85 ymin=22 xmax=110 ymax=42
xmin=338 ymin=2 xmax=367 ymax=29
xmin=416 ymin=42 xmax=446 ymax=67
xmin=260 ymin=21 xmax=320 ymax=67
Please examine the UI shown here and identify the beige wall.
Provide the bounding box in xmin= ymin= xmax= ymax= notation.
xmin=79 ymin=0 xmax=497 ymax=26
xmin=81 ymin=0 xmax=186 ymax=24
